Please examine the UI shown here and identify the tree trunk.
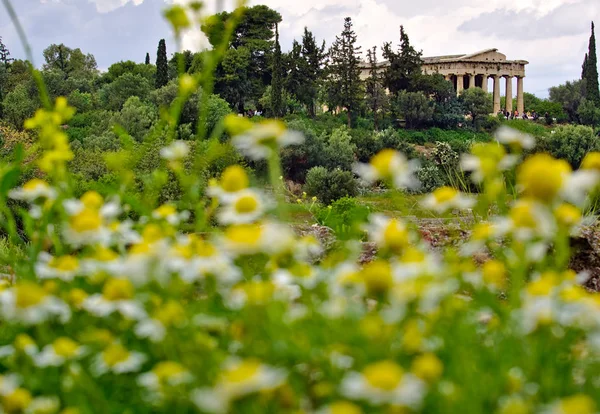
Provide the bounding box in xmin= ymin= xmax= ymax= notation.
xmin=347 ymin=111 xmax=351 ymax=128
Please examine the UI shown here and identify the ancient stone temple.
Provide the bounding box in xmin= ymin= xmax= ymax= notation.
xmin=361 ymin=49 xmax=528 ymax=115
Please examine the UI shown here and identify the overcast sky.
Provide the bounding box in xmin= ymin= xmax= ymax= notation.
xmin=1 ymin=0 xmax=599 ymax=97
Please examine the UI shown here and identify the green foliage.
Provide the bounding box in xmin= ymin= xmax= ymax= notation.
xmin=415 ymin=159 xmax=445 ymax=193
xmin=395 ymin=91 xmax=434 ymax=129
xmin=113 ymin=96 xmax=157 ymax=142
xmin=67 ymin=90 xmax=95 ymax=113
xmin=304 ymin=166 xmax=358 ymax=205
xmin=270 ymin=25 xmax=284 ymax=118
xmin=42 ymin=43 xmax=97 ymax=77
xmin=549 ymin=79 xmax=586 ymax=123
xmin=101 ymin=61 xmax=156 ymax=85
xmin=577 ymin=98 xmax=600 ymax=127
xmin=365 ymin=46 xmax=389 ymax=130
xmin=382 ymin=25 xmax=423 ymax=96
xmin=155 ymin=39 xmax=169 ymax=89
xmin=539 ymin=124 xmax=600 ymax=168
xmin=280 ymin=120 xmax=323 ymax=182
xmin=321 ymin=126 xmax=357 ymax=171
xmin=582 ymin=22 xmax=600 ymax=105
xmin=460 ymin=88 xmax=493 ymax=126
xmin=315 ymin=196 xmax=370 ymax=239
xmin=69 ymin=147 xmax=110 ymax=181
xmin=99 ymin=73 xmax=152 ymax=111
xmin=324 ymin=17 xmax=364 ymax=126
xmin=2 ymin=84 xmax=37 ymax=129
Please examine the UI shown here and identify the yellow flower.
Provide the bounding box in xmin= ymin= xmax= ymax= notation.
xmin=362 ymin=260 xmax=394 ymax=295
xmin=383 ymin=219 xmax=409 ymax=253
xmin=15 ymin=283 xmax=47 ymax=309
xmin=53 ymin=337 xmax=80 ymax=358
xmin=581 ymin=152 xmax=600 ymax=170
xmin=222 ymin=166 xmax=249 ymax=193
xmin=102 ymin=279 xmax=135 ymax=301
xmin=482 ymin=260 xmax=506 ymax=290
xmin=555 ymin=204 xmax=581 ymax=227
xmin=517 ymin=154 xmax=571 ymax=202
xmin=411 ymin=353 xmax=443 ymax=383
xmin=3 ymin=388 xmax=32 ymax=413
xmin=363 ymin=361 xmax=403 ymax=391
xmin=81 ymin=191 xmax=103 ymax=210
xmin=68 ymin=288 xmax=88 ymax=308
xmin=326 ymin=401 xmax=363 ymax=414
xmin=69 ymin=209 xmax=102 ymax=233
xmin=558 ymin=394 xmax=596 ymax=414
xmin=49 ymin=256 xmax=78 ymax=273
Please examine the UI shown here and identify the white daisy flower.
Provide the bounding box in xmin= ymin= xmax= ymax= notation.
xmin=92 ymin=343 xmax=146 ymax=376
xmin=33 ymin=337 xmax=86 ymax=367
xmin=134 ymin=319 xmax=166 ymax=343
xmin=217 ymin=189 xmax=269 ymax=225
xmin=137 ymin=361 xmax=193 ymax=391
xmin=219 ymin=221 xmax=295 ymax=256
xmin=34 ymin=253 xmax=80 ymax=281
xmin=421 ymin=187 xmax=475 ymax=214
xmin=207 ymin=165 xmax=250 ymax=203
xmin=0 ymin=374 xmax=21 ymax=396
xmin=63 ymin=207 xmax=112 ymax=247
xmin=152 ymin=204 xmax=188 ymax=226
xmin=460 ymin=143 xmax=518 ymax=183
xmin=26 ymin=396 xmax=60 ymax=414
xmin=495 ymin=126 xmax=536 ymax=150
xmin=340 ymin=360 xmax=426 ymax=408
xmin=364 ymin=214 xmax=412 ymax=254
xmin=0 ymin=283 xmax=70 ymax=325
xmin=160 ymin=140 xmax=190 ymax=161
xmin=9 ymin=179 xmax=56 ymax=202
xmin=191 ymin=358 xmax=287 ymax=413
xmin=354 ymin=149 xmax=420 ymax=190
xmin=495 ymin=200 xmax=556 ymax=241
xmin=232 ymin=120 xmax=304 ymax=160
xmin=561 ymin=169 xmax=600 ymax=206
xmin=82 ymin=278 xmax=147 ymax=320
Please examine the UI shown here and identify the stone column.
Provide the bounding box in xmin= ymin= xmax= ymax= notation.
xmin=469 ymin=74 xmax=475 ymax=89
xmin=505 ymin=76 xmax=513 ymax=113
xmin=493 ymin=75 xmax=501 ymax=114
xmin=456 ymin=75 xmax=464 ymax=95
xmin=481 ymin=75 xmax=488 ymax=93
xmin=517 ymin=76 xmax=524 ymax=114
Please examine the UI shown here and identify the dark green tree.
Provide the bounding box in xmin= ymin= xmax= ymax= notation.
xmin=582 ymin=22 xmax=600 ymax=105
xmin=285 ymin=40 xmax=303 ymax=104
xmin=324 ymin=17 xmax=363 ymax=127
xmin=145 ymin=53 xmax=151 ymax=65
xmin=203 ymin=5 xmax=282 ymax=106
xmin=460 ymin=88 xmax=492 ymax=126
xmin=0 ymin=36 xmax=14 ymax=118
xmin=155 ymin=39 xmax=169 ymax=89
xmin=270 ymin=24 xmax=284 ymax=117
xmin=365 ymin=46 xmax=388 ymax=130
xmin=42 ymin=44 xmax=97 ymax=79
xmin=300 ymin=28 xmax=327 ymax=117
xmin=549 ymin=79 xmax=587 ymax=123
xmin=382 ymin=26 xmax=423 ymax=96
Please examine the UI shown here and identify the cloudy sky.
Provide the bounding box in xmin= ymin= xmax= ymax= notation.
xmin=1 ymin=0 xmax=599 ymax=97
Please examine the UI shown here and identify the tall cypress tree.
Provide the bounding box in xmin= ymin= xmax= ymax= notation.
xmin=584 ymin=22 xmax=600 ymax=105
xmin=155 ymin=39 xmax=169 ymax=89
xmin=365 ymin=46 xmax=388 ymax=130
xmin=270 ymin=24 xmax=284 ymax=118
xmin=145 ymin=52 xmax=151 ymax=65
xmin=324 ymin=17 xmax=363 ymax=127
xmin=300 ymin=28 xmax=327 ymax=118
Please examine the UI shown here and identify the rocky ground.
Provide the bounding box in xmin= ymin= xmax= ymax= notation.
xmin=299 ymin=220 xmax=600 ymax=292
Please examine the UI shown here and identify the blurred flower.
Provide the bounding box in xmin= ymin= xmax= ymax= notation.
xmin=217 ymin=189 xmax=269 ymax=225
xmin=0 ymin=282 xmax=70 ymax=325
xmin=93 ymin=343 xmax=146 ymax=375
xmin=160 ymin=140 xmax=190 ymax=162
xmin=231 ymin=119 xmax=304 ymax=160
xmin=33 ymin=337 xmax=86 ymax=367
xmin=354 ymin=149 xmax=419 ymax=189
xmin=495 ymin=126 xmax=535 ymax=150
xmin=191 ymin=358 xmax=286 ymax=413
xmin=421 ymin=187 xmax=475 ymax=214
xmin=340 ymin=360 xmax=425 ymax=407
xmin=9 ymin=179 xmax=56 ymax=202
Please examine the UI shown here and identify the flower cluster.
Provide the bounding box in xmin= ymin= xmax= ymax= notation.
xmin=1 ymin=90 xmax=600 ymax=414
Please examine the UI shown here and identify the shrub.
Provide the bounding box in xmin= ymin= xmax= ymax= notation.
xmin=321 ymin=126 xmax=356 ymax=171
xmin=281 ymin=120 xmax=324 ymax=182
xmin=414 ymin=159 xmax=445 ymax=193
xmin=539 ymin=124 xmax=600 ymax=168
xmin=304 ymin=167 xmax=358 ymax=205
xmin=315 ymin=196 xmax=370 ymax=239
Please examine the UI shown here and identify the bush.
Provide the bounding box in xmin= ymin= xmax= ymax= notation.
xmin=321 ymin=126 xmax=356 ymax=171
xmin=539 ymin=124 xmax=600 ymax=168
xmin=414 ymin=160 xmax=445 ymax=193
xmin=281 ymin=121 xmax=324 ymax=182
xmin=304 ymin=167 xmax=358 ymax=205
xmin=315 ymin=196 xmax=370 ymax=239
